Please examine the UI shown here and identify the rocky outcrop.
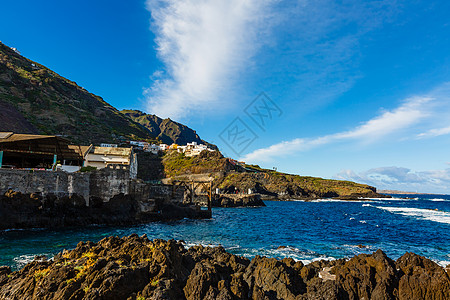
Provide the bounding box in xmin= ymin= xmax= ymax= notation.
xmin=212 ymin=194 xmax=266 ymax=207
xmin=0 ymin=190 xmax=210 ymax=230
xmin=1 ymin=235 xmax=448 ymax=299
xmin=396 ymin=252 xmax=450 ymax=299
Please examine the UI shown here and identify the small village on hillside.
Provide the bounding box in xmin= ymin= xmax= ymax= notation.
xmin=0 ymin=131 xmax=224 ymax=229
xmin=0 ymin=131 xmax=216 ymax=174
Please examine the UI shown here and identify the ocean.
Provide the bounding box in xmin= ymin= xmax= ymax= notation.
xmin=1 ymin=194 xmax=449 ymax=270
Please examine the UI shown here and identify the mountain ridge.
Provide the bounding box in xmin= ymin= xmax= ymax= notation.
xmin=121 ymin=109 xmax=217 ymax=149
xmin=0 ymin=41 xmax=212 ymax=146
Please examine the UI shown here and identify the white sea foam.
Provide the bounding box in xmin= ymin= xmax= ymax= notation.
xmin=183 ymin=241 xmax=224 ymax=249
xmin=435 ymin=260 xmax=450 ymax=267
xmin=310 ymin=199 xmax=373 ymax=203
xmin=13 ymin=254 xmax=36 ymax=269
xmin=301 ymin=256 xmax=336 ymax=265
xmin=430 ymin=198 xmax=447 ymax=202
xmin=362 ymin=204 xmax=372 ymax=207
xmin=361 ymin=197 xmax=410 ymax=201
xmin=359 ymin=220 xmax=367 ymax=224
xmin=376 ymin=206 xmax=450 ymax=224
xmin=234 ymin=246 xmax=336 ymax=265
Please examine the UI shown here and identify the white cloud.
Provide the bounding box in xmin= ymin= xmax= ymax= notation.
xmin=145 ymin=0 xmax=273 ymax=119
xmin=335 ymin=166 xmax=450 ymax=194
xmin=242 ymin=96 xmax=432 ymax=162
xmin=335 ymin=97 xmax=432 ymax=140
xmin=417 ymin=126 xmax=450 ymax=139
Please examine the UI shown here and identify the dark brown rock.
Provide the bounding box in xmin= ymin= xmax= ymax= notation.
xmin=333 ymin=249 xmax=399 ymax=299
xmin=212 ymin=194 xmax=266 ymax=208
xmin=0 ymin=236 xmax=448 ymax=299
xmin=0 ymin=190 xmax=208 ymax=230
xmin=396 ymin=252 xmax=450 ymax=300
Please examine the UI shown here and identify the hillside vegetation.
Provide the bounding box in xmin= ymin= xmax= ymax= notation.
xmin=162 ymin=150 xmax=232 ymax=178
xmin=161 ymin=150 xmax=382 ymax=199
xmin=0 ymin=42 xmax=153 ymax=144
xmin=0 ymin=42 xmax=212 ymax=146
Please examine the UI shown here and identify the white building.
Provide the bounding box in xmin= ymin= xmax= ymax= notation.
xmin=100 ymin=143 xmax=118 ymax=148
xmin=10 ymin=47 xmax=20 ymax=55
xmin=129 ymin=141 xmax=148 ymax=149
xmin=177 ymin=145 xmax=187 ymax=153
xmin=84 ymin=146 xmax=137 ymax=178
xmin=183 ymin=142 xmax=214 ymax=157
xmin=148 ymin=144 xmax=160 ymax=155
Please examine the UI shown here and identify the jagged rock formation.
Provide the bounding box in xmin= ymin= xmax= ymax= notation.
xmin=121 ymin=110 xmax=217 ymax=149
xmin=0 ymin=235 xmax=448 ymax=299
xmin=212 ymin=194 xmax=266 ymax=208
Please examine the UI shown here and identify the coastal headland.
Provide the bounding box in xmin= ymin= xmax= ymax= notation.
xmin=0 ymin=235 xmax=448 ymax=299
xmin=160 ymin=150 xmax=390 ymax=202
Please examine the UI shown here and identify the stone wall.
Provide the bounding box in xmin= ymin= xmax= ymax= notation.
xmin=0 ymin=169 xmax=90 ymax=201
xmin=89 ymin=165 xmax=131 ymax=202
xmin=0 ymin=165 xmax=183 ymax=206
xmin=130 ymin=181 xmax=184 ymax=204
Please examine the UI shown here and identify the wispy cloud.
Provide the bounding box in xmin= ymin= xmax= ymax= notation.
xmin=144 ymin=0 xmax=401 ymax=120
xmin=335 ymin=166 xmax=450 ymax=194
xmin=417 ymin=126 xmax=450 ymax=138
xmin=145 ymin=0 xmax=273 ymax=119
xmin=242 ymin=96 xmax=432 ymax=162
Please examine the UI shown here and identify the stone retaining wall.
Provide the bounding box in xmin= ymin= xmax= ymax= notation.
xmin=0 ymin=165 xmax=184 ymax=206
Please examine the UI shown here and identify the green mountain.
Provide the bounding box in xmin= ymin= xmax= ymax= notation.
xmin=121 ymin=110 xmax=217 ymax=148
xmin=0 ymin=41 xmax=211 ymax=146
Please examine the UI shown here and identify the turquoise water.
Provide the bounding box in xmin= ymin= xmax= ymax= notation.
xmin=1 ymin=195 xmax=449 ymax=270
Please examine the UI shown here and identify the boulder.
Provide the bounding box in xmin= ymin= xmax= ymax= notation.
xmin=396 ymin=252 xmax=450 ymax=300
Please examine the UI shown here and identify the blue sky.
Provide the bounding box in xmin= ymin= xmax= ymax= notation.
xmin=1 ymin=0 xmax=450 ymax=193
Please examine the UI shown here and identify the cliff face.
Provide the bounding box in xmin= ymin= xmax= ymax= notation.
xmin=121 ymin=109 xmax=216 ymax=148
xmin=0 ymin=235 xmax=448 ymax=299
xmin=161 ymin=151 xmax=382 ymax=199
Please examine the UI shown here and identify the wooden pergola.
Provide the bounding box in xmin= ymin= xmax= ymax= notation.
xmin=0 ymin=132 xmax=86 ymax=169
xmin=172 ymin=179 xmax=213 ymax=212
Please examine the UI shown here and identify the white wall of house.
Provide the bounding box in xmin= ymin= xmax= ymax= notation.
xmin=57 ymin=165 xmax=81 ymax=173
xmin=85 ymin=154 xmax=130 ymax=166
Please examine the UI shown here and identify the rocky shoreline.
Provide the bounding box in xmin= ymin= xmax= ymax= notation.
xmin=0 ymin=190 xmax=209 ymax=230
xmin=0 ymin=235 xmax=448 ymax=299
xmin=259 ymin=191 xmax=392 ymax=202
xmin=212 ymin=194 xmax=266 ymax=207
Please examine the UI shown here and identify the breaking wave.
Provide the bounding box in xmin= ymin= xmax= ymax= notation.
xmin=376 ymin=206 xmax=450 ymax=224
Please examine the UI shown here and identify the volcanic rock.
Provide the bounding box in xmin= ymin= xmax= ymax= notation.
xmin=0 ymin=235 xmax=449 ymax=299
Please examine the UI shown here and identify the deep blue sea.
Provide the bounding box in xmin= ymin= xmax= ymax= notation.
xmin=1 ymin=194 xmax=449 ymax=270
